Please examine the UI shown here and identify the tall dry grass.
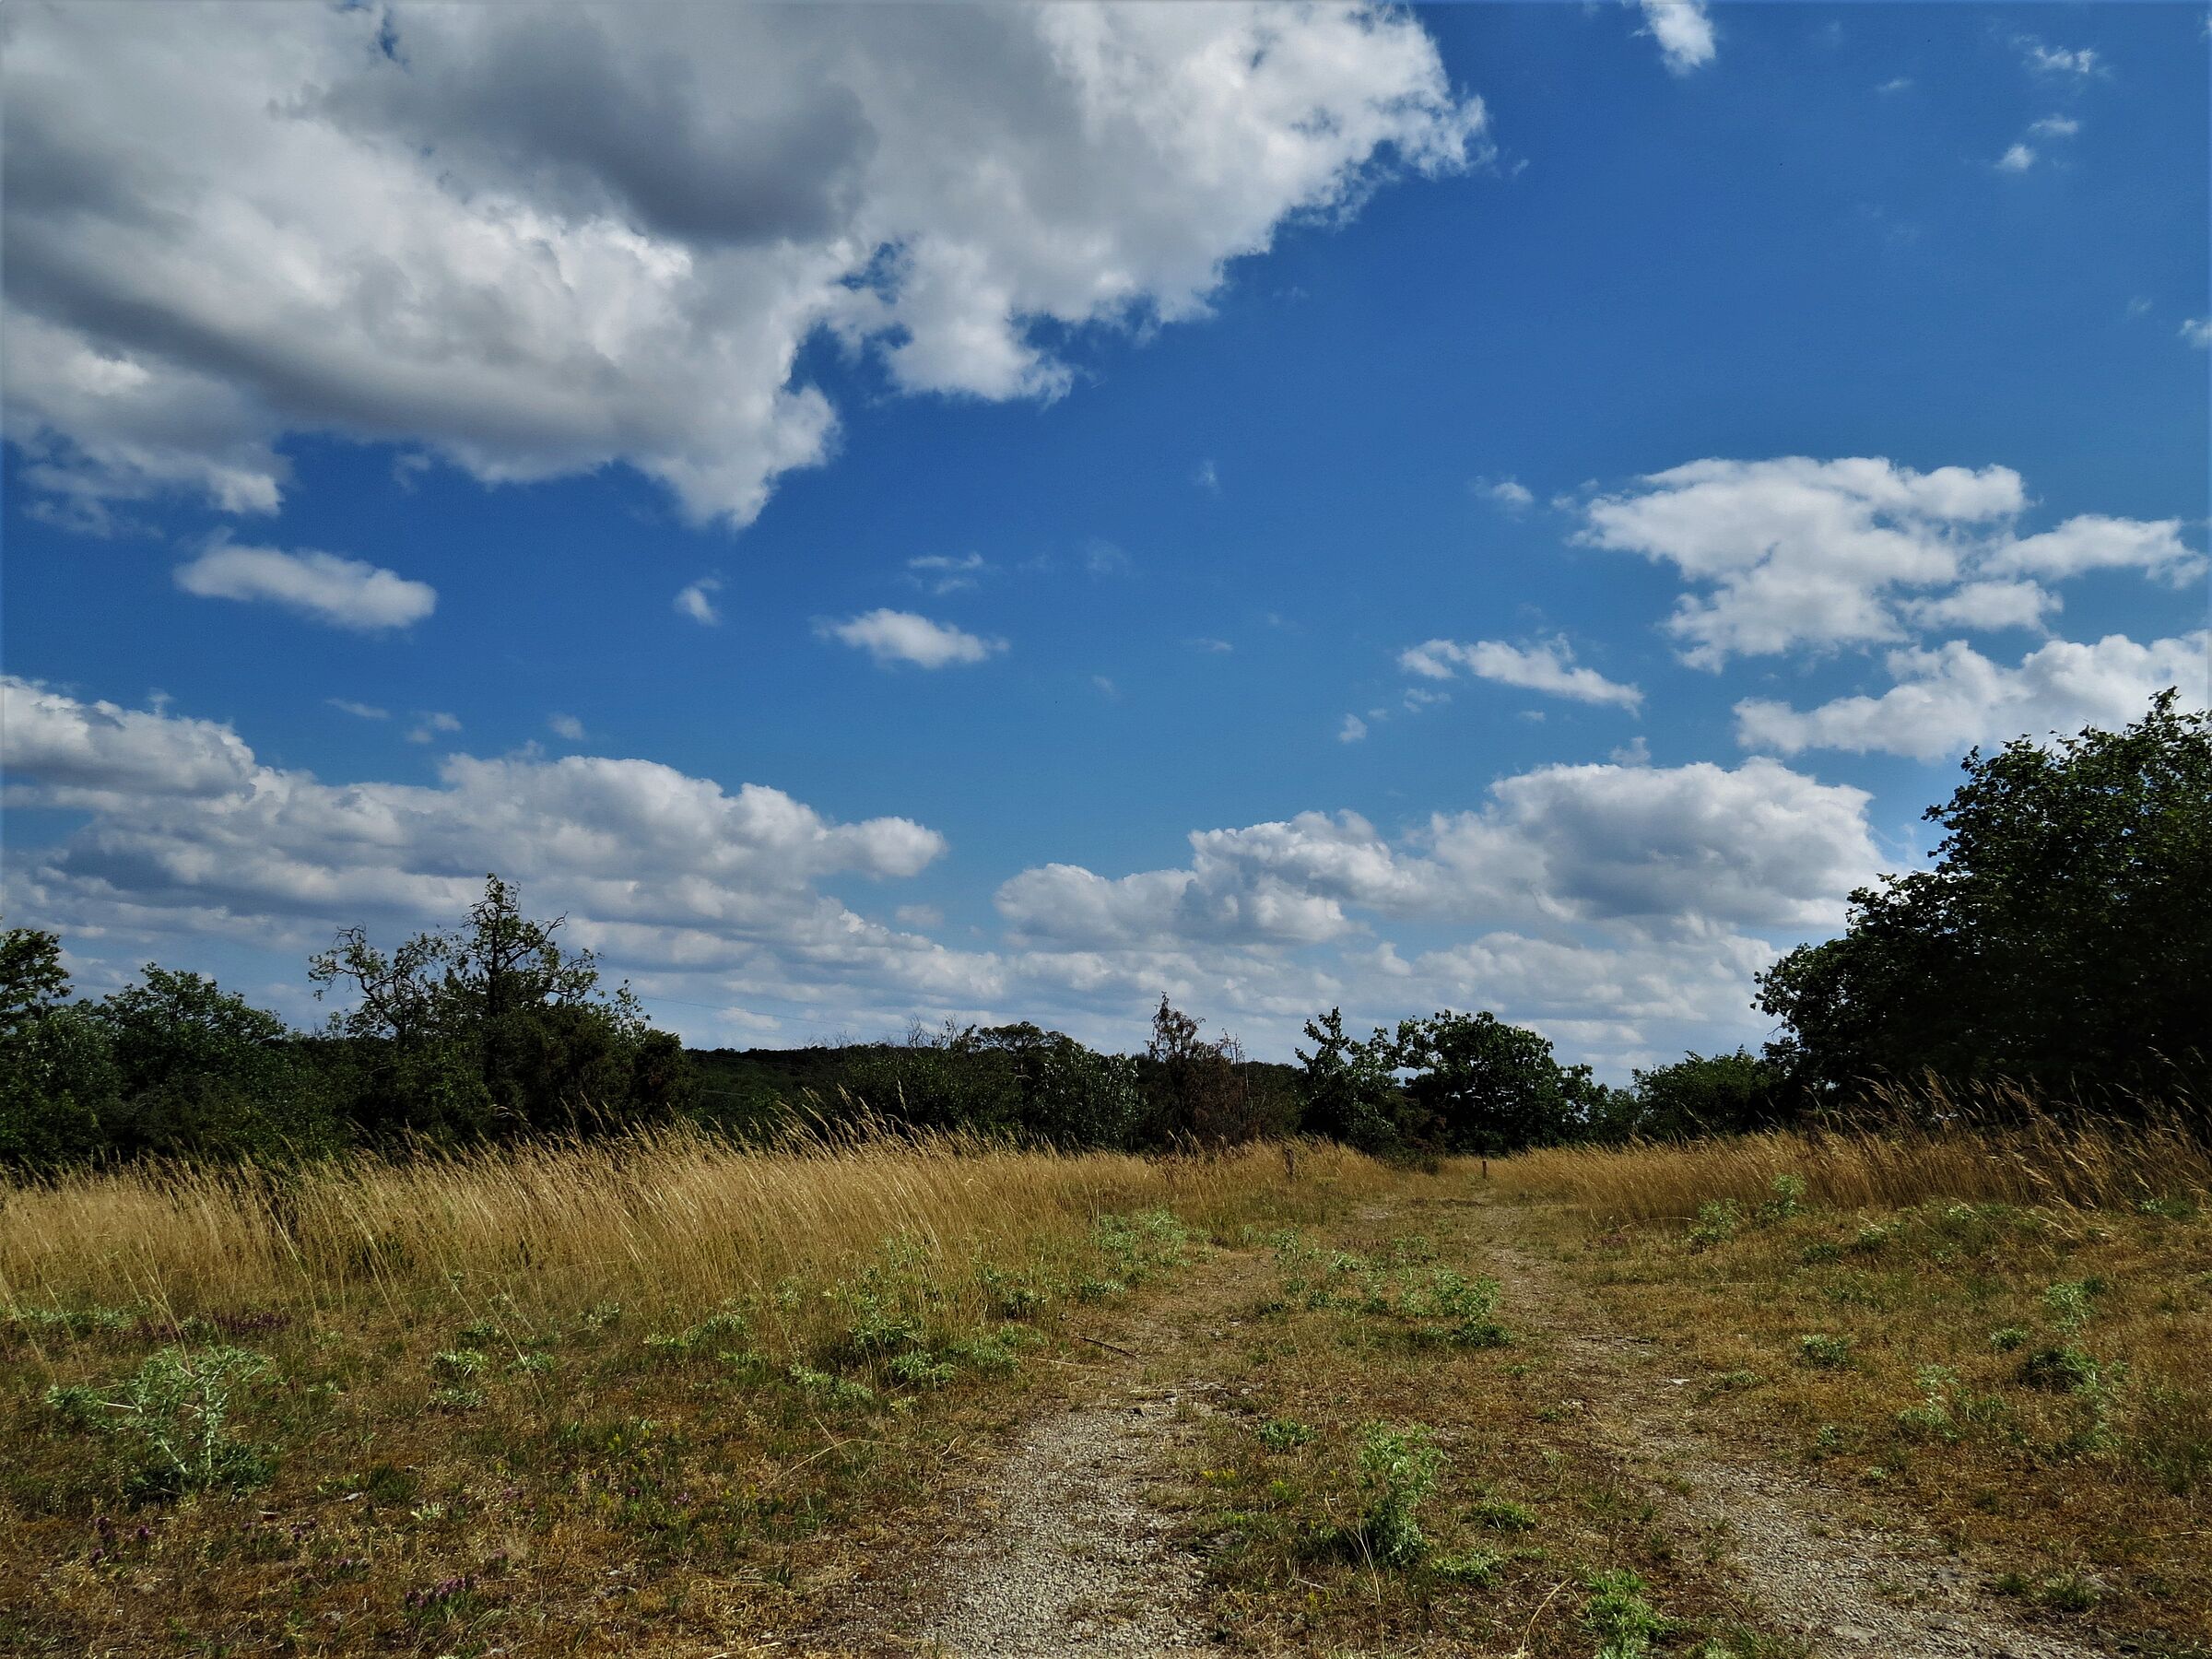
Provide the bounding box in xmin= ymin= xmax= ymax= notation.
xmin=1499 ymin=1087 xmax=2212 ymax=1222
xmin=0 ymin=1124 xmax=1381 ymax=1336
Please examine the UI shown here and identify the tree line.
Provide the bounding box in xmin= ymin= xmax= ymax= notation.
xmin=2 ymin=694 xmax=2201 ymax=1170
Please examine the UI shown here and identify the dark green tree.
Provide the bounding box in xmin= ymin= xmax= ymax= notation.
xmin=0 ymin=926 xmax=118 ymax=1169
xmin=1388 ymin=1009 xmax=1595 ymax=1154
xmin=311 ymin=875 xmax=692 ymax=1140
xmin=92 ymin=966 xmax=340 ymax=1159
xmin=1758 ymin=692 xmax=2211 ymax=1100
xmin=1294 ymin=1007 xmax=1406 ymax=1152
xmin=1139 ymin=996 xmax=1289 ymax=1147
xmin=1616 ymin=1049 xmax=1785 ymax=1140
xmin=0 ymin=924 xmax=70 ymax=1038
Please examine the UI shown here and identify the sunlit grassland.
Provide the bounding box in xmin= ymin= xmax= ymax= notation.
xmin=1495 ymin=1104 xmax=2212 ymax=1647
xmin=0 ymin=1126 xmax=1388 ymax=1655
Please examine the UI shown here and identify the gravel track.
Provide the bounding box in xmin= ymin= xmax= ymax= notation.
xmin=1481 ymin=1220 xmax=2124 ymax=1659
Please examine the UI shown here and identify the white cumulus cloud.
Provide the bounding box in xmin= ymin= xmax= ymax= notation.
xmin=1639 ymin=1 xmax=1717 ymax=74
xmin=1576 ymin=456 xmax=2196 ymax=667
xmin=173 ymin=545 xmax=435 ymax=630
xmin=674 ymin=577 xmax=723 ymax=626
xmin=1 ymin=675 xmax=965 ymax=1007
xmin=818 ymin=608 xmax=1004 ymax=669
xmin=3 ymin=4 xmax=1483 ymax=531
xmin=1398 ymin=636 xmax=1642 ymax=710
xmin=1735 ymin=631 xmax=2210 ymax=760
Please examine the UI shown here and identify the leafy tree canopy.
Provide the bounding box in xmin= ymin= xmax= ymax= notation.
xmin=1758 ymin=691 xmax=2211 ymax=1100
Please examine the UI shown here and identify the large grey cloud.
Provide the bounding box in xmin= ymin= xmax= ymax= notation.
xmin=3 ymin=3 xmax=1483 ymax=530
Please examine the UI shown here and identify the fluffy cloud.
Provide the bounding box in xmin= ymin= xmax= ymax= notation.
xmin=1399 ymin=636 xmax=1642 ymax=710
xmin=987 ymin=756 xmax=1877 ymax=1070
xmin=3 ymin=4 xmax=1482 ymax=529
xmin=172 ymin=544 xmax=436 ymax=630
xmin=819 ymin=609 xmax=1004 ymax=669
xmin=2183 ymin=319 xmax=2212 ymax=349
xmin=1639 ymin=1 xmax=1717 ymax=74
xmin=2 ymin=677 xmax=258 ymax=806
xmin=1997 ymin=143 xmax=2037 ymax=172
xmin=1983 ymin=515 xmax=2204 ymax=586
xmin=1 ymin=675 xmax=965 ymax=1001
xmin=1898 ymin=579 xmax=2058 ymax=632
xmin=674 ymin=577 xmax=723 ymax=626
xmin=3 ymin=677 xmax=1888 ymax=1075
xmin=998 ymin=756 xmax=1876 ymax=949
xmin=1577 ymin=457 xmax=2196 ymax=666
xmin=1735 ymin=631 xmax=2210 ymax=760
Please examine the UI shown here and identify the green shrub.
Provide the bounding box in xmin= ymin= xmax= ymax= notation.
xmin=1354 ymin=1423 xmax=1444 ymax=1567
xmin=45 ymin=1345 xmax=274 ymax=1499
xmin=1688 ymin=1200 xmax=1742 ymax=1249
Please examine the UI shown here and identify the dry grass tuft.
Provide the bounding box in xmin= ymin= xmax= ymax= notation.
xmin=1499 ymin=1086 xmax=2211 ymax=1223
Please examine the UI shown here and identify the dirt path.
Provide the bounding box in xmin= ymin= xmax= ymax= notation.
xmin=1473 ymin=1202 xmax=2122 ymax=1659
xmin=810 ymin=1245 xmax=1262 ymax=1658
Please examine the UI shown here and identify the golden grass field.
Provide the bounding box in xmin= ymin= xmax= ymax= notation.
xmin=2 ymin=1107 xmax=2205 ymax=1656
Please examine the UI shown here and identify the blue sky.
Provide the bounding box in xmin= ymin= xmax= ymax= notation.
xmin=4 ymin=2 xmax=2206 ymax=1075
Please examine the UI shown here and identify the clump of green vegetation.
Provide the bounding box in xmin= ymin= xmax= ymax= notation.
xmin=1419 ymin=1267 xmax=1511 ymax=1348
xmin=1758 ymin=1173 xmax=1807 ymax=1221
xmin=429 ymin=1347 xmax=488 ymax=1381
xmin=1581 ymin=1568 xmax=1668 ymax=1659
xmin=1091 ymin=1209 xmax=1190 ymax=1284
xmin=887 ymin=1350 xmax=955 ymax=1390
xmin=1895 ymin=1364 xmax=2006 ymax=1442
xmin=1688 ymin=1200 xmax=1743 ymax=1250
xmin=1469 ymin=1494 xmax=1537 ymax=1532
xmin=1796 ymin=1333 xmax=1853 ymax=1370
xmin=787 ymin=1365 xmax=875 ymax=1408
xmin=644 ymin=1305 xmax=752 ymax=1363
xmin=1259 ymin=1418 xmax=1316 ymax=1451
xmin=45 ymin=1344 xmax=274 ymax=1498
xmin=1431 ymin=1547 xmax=1502 ymax=1586
xmin=1353 ymin=1423 xmax=1444 ymax=1567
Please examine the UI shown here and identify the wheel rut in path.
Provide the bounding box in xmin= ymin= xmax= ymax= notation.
xmin=807 ymin=1245 xmax=1262 ymax=1658
xmin=1470 ymin=1197 xmax=2124 ymax=1659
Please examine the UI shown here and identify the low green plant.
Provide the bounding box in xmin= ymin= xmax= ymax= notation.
xmin=44 ymin=1344 xmax=274 ymax=1498
xmin=787 ymin=1365 xmax=875 ymax=1408
xmin=1581 ymin=1567 xmax=1668 ymax=1659
xmin=429 ymin=1347 xmax=488 ymax=1380
xmin=1796 ymin=1333 xmax=1853 ymax=1370
xmin=1895 ymin=1364 xmax=2006 ymax=1442
xmin=1469 ymin=1494 xmax=1537 ymax=1531
xmin=1432 ymin=1547 xmax=1501 ymax=1585
xmin=1420 ymin=1267 xmax=1511 ymax=1348
xmin=887 ymin=1350 xmax=955 ymax=1390
xmin=1354 ymin=1422 xmax=1444 ymax=1567
xmin=1259 ymin=1418 xmax=1316 ymax=1451
xmin=1758 ymin=1173 xmax=1807 ymax=1221
xmin=1687 ymin=1200 xmax=1742 ymax=1250
xmin=2039 ymin=1571 xmax=2100 ymax=1613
